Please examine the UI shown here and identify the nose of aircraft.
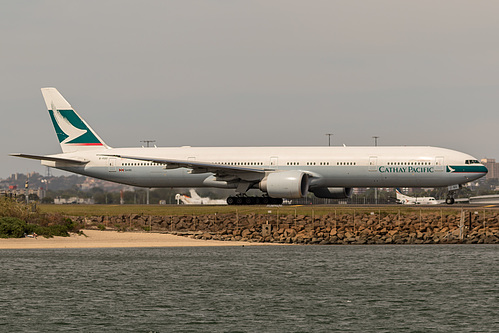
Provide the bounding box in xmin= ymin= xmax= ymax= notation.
xmin=470 ymin=163 xmax=488 ymax=181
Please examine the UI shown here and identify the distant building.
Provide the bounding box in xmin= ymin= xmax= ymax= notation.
xmin=37 ymin=187 xmax=46 ymax=199
xmin=481 ymin=159 xmax=499 ymax=179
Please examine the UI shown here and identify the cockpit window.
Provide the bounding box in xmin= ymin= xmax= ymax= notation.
xmin=465 ymin=159 xmax=480 ymax=164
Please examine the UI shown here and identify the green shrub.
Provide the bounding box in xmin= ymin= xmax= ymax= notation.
xmin=0 ymin=215 xmax=79 ymax=238
xmin=0 ymin=217 xmax=27 ymax=238
xmin=35 ymin=217 xmax=77 ymax=237
xmin=0 ymin=198 xmax=80 ymax=238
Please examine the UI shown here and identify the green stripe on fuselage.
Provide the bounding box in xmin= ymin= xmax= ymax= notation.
xmin=447 ymin=165 xmax=488 ymax=173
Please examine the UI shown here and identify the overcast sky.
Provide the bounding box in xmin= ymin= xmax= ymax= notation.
xmin=1 ymin=1 xmax=498 ymax=178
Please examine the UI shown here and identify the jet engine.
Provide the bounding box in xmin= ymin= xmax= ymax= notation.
xmin=310 ymin=187 xmax=353 ymax=199
xmin=259 ymin=170 xmax=309 ymax=199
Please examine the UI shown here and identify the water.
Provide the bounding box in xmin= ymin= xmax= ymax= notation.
xmin=0 ymin=245 xmax=497 ymax=332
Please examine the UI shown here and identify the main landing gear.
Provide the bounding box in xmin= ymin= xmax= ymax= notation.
xmin=226 ymin=196 xmax=283 ymax=205
xmin=445 ymin=184 xmax=460 ymax=205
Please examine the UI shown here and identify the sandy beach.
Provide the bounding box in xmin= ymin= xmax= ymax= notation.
xmin=0 ymin=230 xmax=257 ymax=249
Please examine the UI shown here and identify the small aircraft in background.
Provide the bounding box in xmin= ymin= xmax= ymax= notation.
xmin=395 ymin=188 xmax=441 ymax=205
xmin=175 ymin=189 xmax=227 ymax=205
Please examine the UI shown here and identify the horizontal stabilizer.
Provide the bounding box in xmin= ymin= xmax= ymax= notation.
xmin=10 ymin=153 xmax=89 ymax=164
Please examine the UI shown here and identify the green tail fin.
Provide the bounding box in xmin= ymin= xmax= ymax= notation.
xmin=41 ymin=88 xmax=110 ymax=153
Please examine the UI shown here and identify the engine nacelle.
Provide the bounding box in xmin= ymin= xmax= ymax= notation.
xmin=259 ymin=171 xmax=309 ymax=199
xmin=311 ymin=187 xmax=353 ymax=199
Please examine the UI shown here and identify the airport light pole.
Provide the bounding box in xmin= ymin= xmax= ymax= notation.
xmin=372 ymin=136 xmax=379 ymax=204
xmin=41 ymin=179 xmax=48 ymax=200
xmin=25 ymin=180 xmax=29 ymax=205
xmin=139 ymin=138 xmax=155 ymax=205
xmin=325 ymin=133 xmax=333 ymax=146
xmin=41 ymin=179 xmax=48 ymax=191
xmin=140 ymin=140 xmax=156 ymax=147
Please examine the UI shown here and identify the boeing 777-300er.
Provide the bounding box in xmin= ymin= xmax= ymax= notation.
xmin=11 ymin=88 xmax=488 ymax=205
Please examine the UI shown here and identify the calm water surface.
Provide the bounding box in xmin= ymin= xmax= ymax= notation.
xmin=0 ymin=245 xmax=497 ymax=332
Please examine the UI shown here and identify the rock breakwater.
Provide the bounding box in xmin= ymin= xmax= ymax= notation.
xmin=71 ymin=210 xmax=499 ymax=245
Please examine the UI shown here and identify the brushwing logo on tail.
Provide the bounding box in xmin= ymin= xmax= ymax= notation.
xmin=53 ymin=108 xmax=87 ymax=144
xmin=49 ymin=108 xmax=102 ymax=146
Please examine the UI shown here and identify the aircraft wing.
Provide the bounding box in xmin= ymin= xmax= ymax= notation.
xmin=10 ymin=153 xmax=89 ymax=164
xmin=100 ymin=153 xmax=271 ymax=182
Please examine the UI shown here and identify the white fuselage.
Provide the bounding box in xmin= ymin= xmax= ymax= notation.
xmin=396 ymin=192 xmax=440 ymax=205
xmin=44 ymin=145 xmax=487 ymax=189
xmin=14 ymin=88 xmax=488 ymax=202
xmin=176 ymin=190 xmax=228 ymax=205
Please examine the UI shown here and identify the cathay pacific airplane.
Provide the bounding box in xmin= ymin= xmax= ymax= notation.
xmin=11 ymin=88 xmax=487 ymax=205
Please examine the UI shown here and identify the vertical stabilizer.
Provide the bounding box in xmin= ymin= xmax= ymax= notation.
xmin=41 ymin=88 xmax=110 ymax=153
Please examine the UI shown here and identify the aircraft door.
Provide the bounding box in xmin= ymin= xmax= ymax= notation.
xmin=435 ymin=156 xmax=444 ymax=172
xmin=270 ymin=157 xmax=278 ymax=168
xmin=108 ymin=158 xmax=117 ymax=172
xmin=369 ymin=156 xmax=377 ymax=172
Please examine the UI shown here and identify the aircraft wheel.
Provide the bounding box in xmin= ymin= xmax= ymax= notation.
xmin=244 ymin=197 xmax=253 ymax=205
xmin=236 ymin=197 xmax=244 ymax=205
xmin=271 ymin=198 xmax=283 ymax=205
xmin=446 ymin=197 xmax=455 ymax=205
xmin=227 ymin=197 xmax=235 ymax=205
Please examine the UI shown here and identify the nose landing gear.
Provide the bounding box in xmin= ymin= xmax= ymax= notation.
xmin=445 ymin=184 xmax=460 ymax=205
